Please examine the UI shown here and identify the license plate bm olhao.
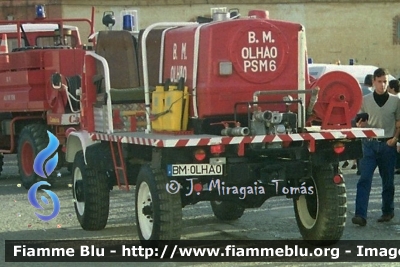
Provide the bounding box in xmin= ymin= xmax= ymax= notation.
xmin=167 ymin=164 xmax=223 ymax=176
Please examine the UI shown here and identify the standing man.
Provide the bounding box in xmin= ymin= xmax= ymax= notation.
xmin=352 ymin=68 xmax=400 ymax=226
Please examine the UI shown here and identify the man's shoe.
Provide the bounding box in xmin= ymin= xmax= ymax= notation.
xmin=351 ymin=164 xmax=357 ymax=170
xmin=352 ymin=216 xmax=367 ymax=226
xmin=377 ymin=214 xmax=394 ymax=222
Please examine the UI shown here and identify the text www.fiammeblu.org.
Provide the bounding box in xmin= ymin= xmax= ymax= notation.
xmin=121 ymin=245 xmax=400 ymax=260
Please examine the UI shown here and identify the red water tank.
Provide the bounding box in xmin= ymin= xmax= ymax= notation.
xmin=162 ymin=17 xmax=309 ymax=118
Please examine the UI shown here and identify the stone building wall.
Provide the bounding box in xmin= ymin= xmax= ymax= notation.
xmin=1 ymin=1 xmax=400 ymax=77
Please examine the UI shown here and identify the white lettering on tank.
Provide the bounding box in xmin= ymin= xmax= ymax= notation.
xmin=241 ymin=31 xmax=278 ymax=73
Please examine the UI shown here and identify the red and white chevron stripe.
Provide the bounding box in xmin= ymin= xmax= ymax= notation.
xmin=91 ymin=128 xmax=384 ymax=148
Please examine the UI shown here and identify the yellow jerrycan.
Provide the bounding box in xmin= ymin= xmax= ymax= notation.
xmin=151 ymin=80 xmax=171 ymax=131
xmin=163 ymin=78 xmax=189 ymax=131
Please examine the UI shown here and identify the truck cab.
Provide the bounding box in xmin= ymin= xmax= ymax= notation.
xmin=0 ymin=10 xmax=95 ymax=189
xmin=0 ymin=23 xmax=81 ymax=50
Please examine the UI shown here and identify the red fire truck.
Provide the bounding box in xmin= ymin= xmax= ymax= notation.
xmin=12 ymin=8 xmax=379 ymax=243
xmin=0 ymin=7 xmax=95 ymax=188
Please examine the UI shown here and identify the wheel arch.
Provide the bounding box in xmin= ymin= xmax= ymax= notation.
xmin=65 ymin=130 xmax=98 ymax=164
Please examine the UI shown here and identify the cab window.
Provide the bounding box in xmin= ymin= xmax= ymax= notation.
xmin=7 ymin=38 xmax=25 ymax=51
xmin=36 ymin=35 xmax=76 ymax=47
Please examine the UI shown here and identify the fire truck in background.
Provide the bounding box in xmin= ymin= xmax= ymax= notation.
xmin=0 ymin=6 xmax=95 ymax=188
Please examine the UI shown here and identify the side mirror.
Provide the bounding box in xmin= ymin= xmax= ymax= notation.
xmin=102 ymin=11 xmax=115 ymax=30
xmin=51 ymin=72 xmax=62 ymax=89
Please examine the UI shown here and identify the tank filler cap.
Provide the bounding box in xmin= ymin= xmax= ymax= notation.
xmin=248 ymin=10 xmax=269 ymax=19
xmin=211 ymin=7 xmax=230 ymax=21
xmin=212 ymin=12 xmax=230 ymax=21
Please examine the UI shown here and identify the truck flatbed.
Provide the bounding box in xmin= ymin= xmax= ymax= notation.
xmin=91 ymin=127 xmax=384 ymax=149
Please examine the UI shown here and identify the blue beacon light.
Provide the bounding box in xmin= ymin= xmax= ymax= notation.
xmin=36 ymin=5 xmax=46 ymax=19
xmin=123 ymin=14 xmax=134 ymax=31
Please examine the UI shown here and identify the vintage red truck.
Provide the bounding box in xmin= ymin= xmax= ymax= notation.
xmin=64 ymin=9 xmax=384 ymax=244
xmin=0 ymin=7 xmax=383 ymax=244
xmin=0 ymin=7 xmax=95 ymax=188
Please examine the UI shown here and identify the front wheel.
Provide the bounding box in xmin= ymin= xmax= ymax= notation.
xmin=135 ymin=165 xmax=182 ymax=240
xmin=72 ymin=150 xmax=110 ymax=230
xmin=293 ymin=164 xmax=346 ymax=245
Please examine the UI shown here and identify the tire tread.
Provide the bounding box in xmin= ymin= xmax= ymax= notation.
xmin=135 ymin=165 xmax=182 ymax=240
xmin=73 ymin=151 xmax=110 ymax=231
xmin=294 ymin=165 xmax=347 ymax=244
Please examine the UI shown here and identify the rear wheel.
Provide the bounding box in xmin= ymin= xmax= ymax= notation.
xmin=210 ymin=201 xmax=245 ymax=221
xmin=135 ymin=165 xmax=182 ymax=240
xmin=73 ymin=150 xmax=110 ymax=230
xmin=293 ymin=164 xmax=346 ymax=245
xmin=17 ymin=124 xmax=48 ymax=189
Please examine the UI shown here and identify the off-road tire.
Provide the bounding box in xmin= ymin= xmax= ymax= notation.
xmin=73 ymin=150 xmax=110 ymax=230
xmin=135 ymin=165 xmax=182 ymax=240
xmin=293 ymin=164 xmax=346 ymax=245
xmin=17 ymin=124 xmax=49 ymax=189
xmin=210 ymin=201 xmax=245 ymax=221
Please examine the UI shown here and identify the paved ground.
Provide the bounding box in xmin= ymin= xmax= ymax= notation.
xmin=1 ymin=155 xmax=400 ymax=266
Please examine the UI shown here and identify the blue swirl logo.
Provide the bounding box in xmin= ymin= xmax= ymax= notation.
xmin=28 ymin=181 xmax=60 ymax=221
xmin=27 ymin=131 xmax=61 ymax=221
xmin=33 ymin=131 xmax=59 ymax=178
